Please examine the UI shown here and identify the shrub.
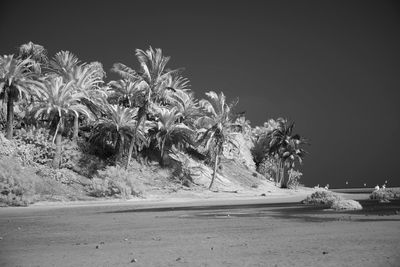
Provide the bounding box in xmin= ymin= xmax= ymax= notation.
xmin=302 ymin=190 xmax=343 ymax=206
xmin=302 ymin=190 xmax=362 ymax=211
xmin=0 ymin=156 xmax=39 ymax=206
xmin=60 ymin=140 xmax=83 ymax=169
xmin=287 ymin=169 xmax=303 ymax=189
xmin=14 ymin=127 xmax=54 ymax=165
xmin=331 ymin=199 xmax=363 ymax=210
xmin=370 ymin=188 xmax=400 ymax=201
xmin=257 ymin=157 xmax=277 ymax=180
xmin=88 ymin=166 xmax=144 ymax=198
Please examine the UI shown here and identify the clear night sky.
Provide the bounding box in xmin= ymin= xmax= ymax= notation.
xmin=1 ymin=0 xmax=399 ymax=188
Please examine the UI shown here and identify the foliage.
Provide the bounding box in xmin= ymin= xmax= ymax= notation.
xmin=257 ymin=157 xmax=277 ymax=180
xmin=302 ymin=190 xmax=342 ymax=206
xmin=14 ymin=127 xmax=54 ymax=165
xmin=0 ymin=54 xmax=42 ymax=139
xmin=18 ymin=41 xmax=49 ymax=72
xmin=152 ymin=106 xmax=193 ymax=160
xmin=287 ymin=169 xmax=303 ymax=189
xmin=331 ymin=199 xmax=363 ymax=210
xmin=370 ymin=188 xmax=400 ymax=201
xmin=266 ymin=118 xmax=307 ymax=187
xmin=197 ymin=91 xmax=236 ymax=189
xmin=302 ymin=190 xmax=363 ymax=210
xmin=88 ymin=166 xmax=145 ymax=198
xmin=1 ymin=42 xmax=311 ymax=203
xmin=0 ymin=156 xmax=38 ymax=206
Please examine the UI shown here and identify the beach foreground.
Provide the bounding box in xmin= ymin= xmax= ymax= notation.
xmin=0 ymin=192 xmax=399 ymax=267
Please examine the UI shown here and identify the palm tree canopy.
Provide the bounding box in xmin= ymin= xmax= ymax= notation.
xmin=111 ymin=62 xmax=138 ymax=82
xmin=107 ymin=79 xmax=146 ymax=107
xmin=197 ymin=91 xmax=233 ymax=129
xmin=34 ymin=76 xmax=92 ymax=120
xmin=49 ymin=51 xmax=81 ymax=80
xmin=152 ymin=106 xmax=194 ymax=152
xmin=267 ymin=118 xmax=307 ymax=167
xmin=0 ymin=54 xmax=41 ymax=102
xmin=168 ymin=89 xmax=200 ymax=127
xmin=18 ymin=41 xmax=49 ymax=73
xmin=90 ymin=104 xmax=150 ymax=151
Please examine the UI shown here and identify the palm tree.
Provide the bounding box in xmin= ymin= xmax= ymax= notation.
xmin=267 ymin=118 xmax=306 ymax=187
xmin=69 ymin=64 xmax=103 ymax=140
xmin=197 ymin=91 xmax=236 ymax=190
xmin=49 ymin=51 xmax=80 ymax=80
xmin=168 ymin=89 xmax=201 ymax=128
xmin=112 ymin=46 xmax=184 ymax=168
xmin=0 ymin=55 xmax=41 ymax=139
xmin=34 ymin=76 xmax=92 ymax=168
xmin=48 ymin=51 xmax=103 ymax=141
xmin=107 ymin=79 xmax=145 ymax=108
xmin=18 ymin=41 xmax=49 ymax=73
xmin=152 ymin=106 xmax=193 ymax=164
xmin=89 ymin=104 xmax=148 ymax=165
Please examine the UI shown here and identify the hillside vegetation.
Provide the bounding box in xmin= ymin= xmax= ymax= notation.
xmin=0 ymin=42 xmax=307 ymax=206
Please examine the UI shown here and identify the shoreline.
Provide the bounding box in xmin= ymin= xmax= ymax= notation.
xmin=1 ymin=186 xmax=378 ymax=211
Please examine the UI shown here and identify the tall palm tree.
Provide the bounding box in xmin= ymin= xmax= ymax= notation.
xmin=112 ymin=46 xmax=184 ymax=168
xmin=69 ymin=64 xmax=103 ymax=140
xmin=48 ymin=51 xmax=103 ymax=141
xmin=89 ymin=104 xmax=148 ymax=165
xmin=267 ymin=118 xmax=306 ymax=187
xmin=0 ymin=55 xmax=41 ymax=139
xmin=152 ymin=106 xmax=193 ymax=164
xmin=197 ymin=91 xmax=236 ymax=190
xmin=34 ymin=76 xmax=92 ymax=168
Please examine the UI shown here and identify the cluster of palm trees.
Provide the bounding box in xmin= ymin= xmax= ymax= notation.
xmin=1 ymin=42 xmax=240 ymax=188
xmin=252 ymin=118 xmax=307 ymax=188
xmin=1 ymin=42 xmax=307 ymax=189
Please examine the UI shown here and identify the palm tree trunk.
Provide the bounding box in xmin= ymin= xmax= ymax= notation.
xmin=6 ymin=97 xmax=14 ymax=140
xmin=275 ymin=159 xmax=281 ymax=186
xmin=115 ymin=135 xmax=124 ymax=166
xmin=52 ymin=119 xmax=64 ymax=169
xmin=209 ymin=152 xmax=219 ymax=190
xmin=280 ymin=162 xmax=286 ymax=188
xmin=126 ymin=125 xmax=139 ymax=169
xmin=72 ymin=115 xmax=79 ymax=142
xmin=126 ymin=113 xmax=145 ymax=169
xmin=160 ymin=138 xmax=167 ymax=166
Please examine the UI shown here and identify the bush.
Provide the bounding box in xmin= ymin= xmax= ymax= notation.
xmin=370 ymin=188 xmax=400 ymax=201
xmin=0 ymin=132 xmax=17 ymax=156
xmin=331 ymin=199 xmax=363 ymax=210
xmin=88 ymin=166 xmax=144 ymax=198
xmin=302 ymin=190 xmax=362 ymax=211
xmin=14 ymin=127 xmax=54 ymax=165
xmin=287 ymin=169 xmax=303 ymax=189
xmin=0 ymin=156 xmax=39 ymax=206
xmin=257 ymin=157 xmax=277 ymax=180
xmin=302 ymin=190 xmax=343 ymax=206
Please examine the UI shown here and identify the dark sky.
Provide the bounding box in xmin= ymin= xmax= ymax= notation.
xmin=1 ymin=0 xmax=399 ymax=188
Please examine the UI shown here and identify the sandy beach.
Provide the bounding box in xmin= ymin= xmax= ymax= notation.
xmin=1 ymin=190 xmax=399 ymax=267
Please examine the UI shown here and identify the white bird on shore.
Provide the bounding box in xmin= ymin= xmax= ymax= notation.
xmin=374 ymin=185 xmax=380 ymax=191
xmin=364 ymin=183 xmax=367 ymax=187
